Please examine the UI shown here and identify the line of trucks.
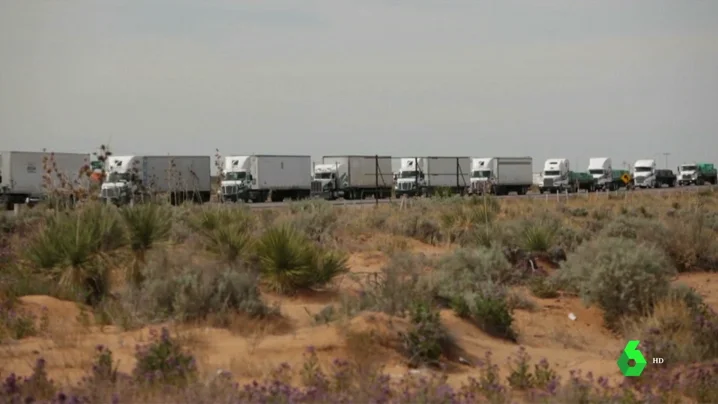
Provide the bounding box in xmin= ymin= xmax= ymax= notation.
xmin=1 ymin=150 xmax=716 ymax=209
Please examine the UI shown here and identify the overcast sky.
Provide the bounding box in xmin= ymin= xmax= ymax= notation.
xmin=1 ymin=0 xmax=716 ymax=171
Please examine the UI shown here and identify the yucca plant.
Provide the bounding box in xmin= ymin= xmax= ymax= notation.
xmin=188 ymin=206 xmax=255 ymax=265
xmin=120 ymin=203 xmax=173 ymax=287
xmin=256 ymin=225 xmax=348 ymax=294
xmin=204 ymin=223 xmax=254 ymax=265
xmin=24 ymin=202 xmax=126 ymax=305
xmin=311 ymin=249 xmax=349 ymax=287
xmin=520 ymin=219 xmax=559 ymax=252
xmin=190 ymin=205 xmax=255 ymax=232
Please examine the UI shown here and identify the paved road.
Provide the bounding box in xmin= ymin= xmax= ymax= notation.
xmin=237 ymin=184 xmax=716 ymax=209
xmin=3 ymin=185 xmax=714 ymax=216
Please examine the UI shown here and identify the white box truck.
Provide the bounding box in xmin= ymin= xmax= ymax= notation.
xmin=469 ymin=157 xmax=532 ymax=196
xmin=1 ymin=150 xmax=90 ymax=209
xmin=394 ymin=156 xmax=470 ymax=197
xmin=311 ymin=155 xmax=393 ymax=200
xmin=100 ymin=155 xmax=211 ymax=205
xmin=220 ymin=155 xmax=311 ymax=203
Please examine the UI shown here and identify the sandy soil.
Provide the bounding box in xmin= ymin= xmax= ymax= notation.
xmin=3 ymin=240 xmax=718 ymax=389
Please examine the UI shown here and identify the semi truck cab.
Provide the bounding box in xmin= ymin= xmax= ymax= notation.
xmin=100 ymin=156 xmax=138 ymax=204
xmin=394 ymin=158 xmax=425 ymax=196
xmin=311 ymin=164 xmax=346 ymax=199
xmin=632 ymin=159 xmax=656 ymax=188
xmin=469 ymin=158 xmax=494 ymax=194
xmin=219 ymin=156 xmax=254 ymax=202
xmin=587 ymin=157 xmax=612 ymax=190
xmin=540 ymin=158 xmax=570 ymax=193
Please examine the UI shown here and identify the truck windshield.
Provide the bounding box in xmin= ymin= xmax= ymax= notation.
xmin=399 ymin=171 xmax=419 ymax=179
xmin=314 ymin=172 xmax=333 ymax=179
xmin=225 ymin=171 xmax=247 ymax=181
xmin=634 ymin=167 xmax=653 ymax=173
xmin=681 ymin=165 xmax=696 ymax=171
xmin=471 ymin=170 xmax=491 ymax=178
xmin=107 ymin=172 xmax=131 ymax=182
xmin=544 ymin=170 xmax=560 ymax=176
xmin=588 ymin=169 xmax=604 ymax=175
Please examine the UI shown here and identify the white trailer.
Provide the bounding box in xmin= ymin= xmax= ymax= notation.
xmin=220 ymin=155 xmax=311 ymax=203
xmin=0 ymin=151 xmax=90 ymax=209
xmin=394 ymin=156 xmax=470 ymax=197
xmin=469 ymin=157 xmax=532 ymax=195
xmin=311 ymin=155 xmax=393 ymax=200
xmin=100 ymin=155 xmax=211 ymax=205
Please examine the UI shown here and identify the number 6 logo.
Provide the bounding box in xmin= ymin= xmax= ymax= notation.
xmin=617 ymin=340 xmax=647 ymax=377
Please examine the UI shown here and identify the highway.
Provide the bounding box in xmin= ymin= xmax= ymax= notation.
xmin=3 ymin=185 xmax=714 ymax=216
xmin=233 ymin=184 xmax=715 ymax=209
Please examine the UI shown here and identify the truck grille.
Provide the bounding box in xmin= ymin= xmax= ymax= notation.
xmin=542 ymin=178 xmax=554 ymax=187
xmin=682 ymin=175 xmax=691 ymax=180
xmin=635 ymin=177 xmax=645 ymax=184
xmin=101 ymin=188 xmax=119 ymax=198
xmin=399 ymin=182 xmax=413 ymax=191
xmin=222 ymin=185 xmax=239 ymax=195
xmin=311 ymin=181 xmax=323 ymax=193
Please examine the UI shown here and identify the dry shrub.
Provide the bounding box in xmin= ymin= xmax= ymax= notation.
xmin=623 ymin=285 xmax=718 ymax=368
xmin=554 ymin=236 xmax=676 ymax=329
xmin=343 ymin=252 xmax=435 ymax=318
xmin=119 ymin=250 xmax=277 ymax=327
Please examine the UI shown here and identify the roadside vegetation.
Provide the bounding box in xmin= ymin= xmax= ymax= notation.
xmin=1 ymin=152 xmax=718 ymax=403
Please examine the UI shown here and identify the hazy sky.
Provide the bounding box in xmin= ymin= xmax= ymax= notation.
xmin=1 ymin=0 xmax=717 ymax=171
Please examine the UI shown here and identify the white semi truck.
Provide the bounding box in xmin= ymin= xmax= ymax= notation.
xmin=469 ymin=157 xmax=533 ymax=196
xmin=587 ymin=157 xmax=613 ymax=190
xmin=632 ymin=159 xmax=676 ymax=189
xmin=219 ymin=155 xmax=312 ymax=203
xmin=539 ymin=158 xmax=571 ymax=193
xmin=0 ymin=150 xmax=90 ymax=209
xmin=394 ymin=156 xmax=470 ymax=197
xmin=100 ymin=155 xmax=211 ymax=205
xmin=632 ymin=159 xmax=656 ymax=188
xmin=311 ymin=155 xmax=393 ymax=200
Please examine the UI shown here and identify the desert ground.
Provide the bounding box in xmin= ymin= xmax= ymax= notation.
xmin=1 ymin=188 xmax=718 ymax=403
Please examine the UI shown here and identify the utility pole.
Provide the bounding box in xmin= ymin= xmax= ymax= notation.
xmin=662 ymin=152 xmax=670 ymax=169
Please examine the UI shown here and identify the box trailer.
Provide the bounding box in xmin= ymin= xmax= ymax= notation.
xmin=469 ymin=157 xmax=532 ymax=195
xmin=394 ymin=156 xmax=470 ymax=197
xmin=220 ymin=155 xmax=312 ymax=203
xmin=0 ymin=150 xmax=90 ymax=209
xmin=100 ymin=155 xmax=211 ymax=205
xmin=311 ymin=155 xmax=393 ymax=200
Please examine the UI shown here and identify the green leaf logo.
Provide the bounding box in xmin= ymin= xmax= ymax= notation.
xmin=617 ymin=340 xmax=647 ymax=377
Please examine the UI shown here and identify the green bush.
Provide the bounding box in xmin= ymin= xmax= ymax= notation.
xmin=399 ymin=300 xmax=452 ymax=368
xmin=120 ymin=203 xmax=173 ymax=286
xmin=256 ymin=225 xmax=348 ymax=294
xmin=353 ymin=252 xmax=435 ymax=317
xmin=554 ymin=237 xmax=676 ymax=328
xmin=125 ymin=253 xmax=275 ymax=325
xmin=23 ymin=202 xmax=126 ymax=305
xmin=133 ymin=327 xmax=197 ymax=385
xmin=528 ymin=277 xmax=560 ymax=299
xmin=188 ymin=206 xmax=256 ymax=265
xmin=451 ymin=283 xmax=517 ymax=341
xmin=286 ymin=200 xmax=338 ymax=244
xmin=599 ymin=215 xmax=668 ymax=242
xmin=435 ymin=246 xmax=522 ymax=289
